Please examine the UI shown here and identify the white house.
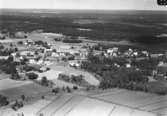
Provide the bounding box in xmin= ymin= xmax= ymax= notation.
xmin=69 ymin=60 xmax=80 ymax=67
xmin=126 ymin=63 xmax=131 ymax=68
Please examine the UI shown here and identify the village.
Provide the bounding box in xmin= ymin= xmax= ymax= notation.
xmin=1 ymin=31 xmax=167 ymax=116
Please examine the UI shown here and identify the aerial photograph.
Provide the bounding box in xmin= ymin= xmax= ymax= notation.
xmin=0 ymin=0 xmax=167 ymax=116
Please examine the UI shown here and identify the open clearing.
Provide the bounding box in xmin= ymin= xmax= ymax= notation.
xmin=49 ymin=64 xmax=100 ymax=86
xmin=0 ymin=79 xmax=50 ymax=101
xmin=37 ymin=69 xmax=80 ymax=88
xmin=0 ymin=78 xmax=32 ymax=91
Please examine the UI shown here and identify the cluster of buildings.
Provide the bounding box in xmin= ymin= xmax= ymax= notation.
xmin=91 ymin=45 xmax=167 ymax=79
xmin=93 ymin=46 xmax=150 ymax=59
xmin=7 ymin=36 xmax=89 ymax=69
xmin=1 ymin=31 xmax=167 ymax=81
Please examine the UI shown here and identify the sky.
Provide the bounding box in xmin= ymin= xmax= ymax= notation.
xmin=0 ymin=0 xmax=167 ymax=10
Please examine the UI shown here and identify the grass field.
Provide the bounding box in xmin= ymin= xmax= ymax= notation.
xmin=49 ymin=64 xmax=100 ymax=86
xmin=0 ymin=79 xmax=32 ymax=91
xmin=0 ymin=73 xmax=10 ymax=80
xmin=0 ymin=79 xmax=50 ymax=101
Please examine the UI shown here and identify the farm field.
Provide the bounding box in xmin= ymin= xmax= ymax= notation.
xmin=0 ymin=78 xmax=32 ymax=91
xmin=89 ymin=89 xmax=167 ymax=115
xmin=66 ymin=98 xmax=114 ymax=116
xmin=1 ymin=89 xmax=166 ymax=116
xmin=0 ymin=78 xmax=51 ymax=101
xmin=37 ymin=94 xmax=74 ymax=116
xmin=30 ymin=92 xmax=161 ymax=116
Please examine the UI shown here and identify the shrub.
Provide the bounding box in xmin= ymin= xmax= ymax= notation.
xmin=0 ymin=95 xmax=9 ymax=106
xmin=26 ymin=72 xmax=38 ymax=80
xmin=17 ymin=41 xmax=23 ymax=45
xmin=52 ymin=87 xmax=60 ymax=94
xmin=41 ymin=76 xmax=49 ymax=86
xmin=62 ymin=39 xmax=82 ymax=43
xmin=66 ymin=86 xmax=71 ymax=93
xmin=73 ymin=86 xmax=78 ymax=90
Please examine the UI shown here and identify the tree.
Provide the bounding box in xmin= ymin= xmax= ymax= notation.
xmin=41 ymin=76 xmax=49 ymax=86
xmin=27 ymin=72 xmax=38 ymax=80
xmin=21 ymin=95 xmax=25 ymax=101
xmin=66 ymin=86 xmax=71 ymax=93
xmin=73 ymin=86 xmax=78 ymax=90
xmin=7 ymin=55 xmax=14 ymax=62
xmin=52 ymin=87 xmax=60 ymax=94
xmin=17 ymin=41 xmax=23 ymax=45
xmin=0 ymin=95 xmax=9 ymax=106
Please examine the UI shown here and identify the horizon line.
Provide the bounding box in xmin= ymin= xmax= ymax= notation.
xmin=0 ymin=8 xmax=167 ymax=11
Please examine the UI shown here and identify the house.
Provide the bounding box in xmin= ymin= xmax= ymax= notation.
xmin=107 ymin=47 xmax=118 ymax=57
xmin=20 ymin=51 xmax=35 ymax=56
xmin=126 ymin=63 xmax=131 ymax=68
xmin=28 ymin=58 xmax=44 ymax=65
xmin=107 ymin=47 xmax=118 ymax=53
xmin=29 ymin=59 xmax=37 ymax=64
xmin=69 ymin=60 xmax=81 ymax=67
xmin=114 ymin=63 xmax=120 ymax=68
xmin=150 ymin=53 xmax=164 ymax=58
xmin=133 ymin=52 xmax=138 ymax=57
xmin=51 ymin=52 xmax=60 ymax=57
xmin=142 ymin=51 xmax=149 ymax=57
xmin=44 ymin=60 xmax=53 ymax=66
xmin=157 ymin=62 xmax=167 ymax=75
xmin=24 ymin=40 xmax=34 ymax=46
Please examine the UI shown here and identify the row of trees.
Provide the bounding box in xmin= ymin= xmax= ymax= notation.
xmin=58 ymin=74 xmax=88 ymax=86
xmin=62 ymin=39 xmax=82 ymax=43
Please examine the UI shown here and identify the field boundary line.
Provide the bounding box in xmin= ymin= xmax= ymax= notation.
xmin=150 ymin=105 xmax=167 ymax=112
xmin=63 ymin=96 xmax=85 ymax=116
xmin=137 ymin=99 xmax=167 ymax=108
xmin=108 ymin=105 xmax=116 ymax=116
xmin=92 ymin=89 xmax=127 ymax=98
xmin=50 ymin=95 xmax=74 ymax=116
xmin=36 ymin=94 xmax=62 ymax=115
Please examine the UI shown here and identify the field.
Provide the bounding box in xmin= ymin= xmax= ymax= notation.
xmin=89 ymin=88 xmax=167 ymax=115
xmin=21 ymin=90 xmax=162 ymax=116
xmin=1 ymin=88 xmax=166 ymax=116
xmin=0 ymin=78 xmax=51 ymax=101
xmin=48 ymin=64 xmax=100 ymax=86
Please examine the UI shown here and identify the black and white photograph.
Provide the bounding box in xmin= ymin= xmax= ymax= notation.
xmin=0 ymin=0 xmax=167 ymax=116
